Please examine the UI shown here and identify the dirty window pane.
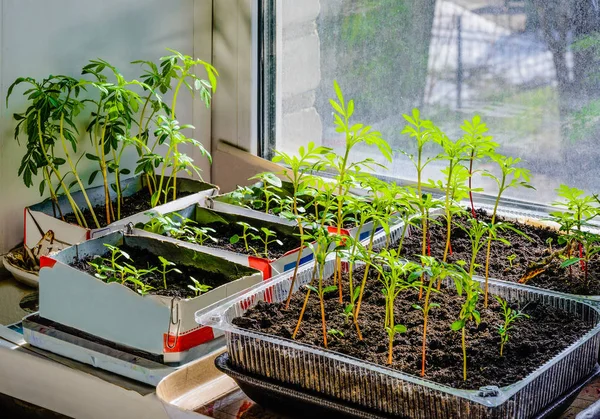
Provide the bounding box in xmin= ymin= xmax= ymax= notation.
xmin=273 ymin=0 xmax=600 ymax=202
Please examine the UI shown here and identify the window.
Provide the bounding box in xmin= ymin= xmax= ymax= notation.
xmin=262 ymin=0 xmax=600 ymax=203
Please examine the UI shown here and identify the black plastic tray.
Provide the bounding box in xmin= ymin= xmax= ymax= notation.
xmin=215 ymin=352 xmax=600 ymax=419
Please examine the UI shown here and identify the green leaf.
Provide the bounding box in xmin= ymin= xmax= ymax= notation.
xmin=88 ymin=170 xmax=99 ymax=185
xmin=393 ymin=324 xmax=407 ymax=334
xmin=305 ymin=285 xmax=318 ymax=293
xmin=451 ymin=320 xmax=465 ymax=331
xmin=323 ymin=285 xmax=338 ymax=294
xmin=230 ymin=234 xmax=240 ymax=244
xmin=560 ymin=257 xmax=582 ymax=269
xmin=86 ymin=153 xmax=101 ymax=161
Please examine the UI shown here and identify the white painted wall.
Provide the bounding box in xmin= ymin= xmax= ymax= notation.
xmin=0 ymin=0 xmax=213 ymax=252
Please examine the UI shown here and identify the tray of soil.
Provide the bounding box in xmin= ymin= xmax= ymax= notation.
xmin=38 ymin=229 xmax=261 ymax=363
xmin=135 ymin=203 xmax=314 ymax=279
xmin=392 ymin=202 xmax=600 ymax=302
xmin=196 ymin=259 xmax=600 ymax=418
xmin=24 ymin=174 xmax=217 ymax=251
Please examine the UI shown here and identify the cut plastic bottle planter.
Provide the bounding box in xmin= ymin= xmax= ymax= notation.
xmin=36 ymin=230 xmax=261 ymax=364
xmin=135 ymin=203 xmax=315 ymax=279
xmin=208 ymin=182 xmax=393 ymax=244
xmin=24 ymin=175 xmax=218 ymax=251
xmin=196 ymin=259 xmax=600 ymax=418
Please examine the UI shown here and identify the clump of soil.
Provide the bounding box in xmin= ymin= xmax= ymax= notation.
xmin=72 ymin=245 xmax=232 ymax=298
xmin=233 ymin=266 xmax=592 ymax=390
xmin=64 ymin=189 xmax=192 ymax=228
xmin=182 ymin=222 xmax=301 ymax=260
xmin=396 ymin=208 xmax=600 ymax=295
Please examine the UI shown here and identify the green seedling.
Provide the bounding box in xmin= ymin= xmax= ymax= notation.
xmin=560 ymin=230 xmax=600 ymax=285
xmin=158 ymin=256 xmax=182 ymax=290
xmin=293 ymin=225 xmax=347 ymax=349
xmin=230 ymin=221 xmax=259 ymax=252
xmin=326 ymin=80 xmax=392 ymax=305
xmin=248 ymin=171 xmax=283 ymax=214
xmin=552 ymin=185 xmax=599 ymax=275
xmin=371 ymin=250 xmax=421 ymax=364
xmin=8 ymin=74 xmax=98 ymax=228
xmin=507 ymin=254 xmax=517 ymax=268
xmin=88 ymin=259 xmax=116 ymax=281
xmin=400 ymin=109 xmax=441 ymax=286
xmin=274 ymin=141 xmax=331 ymax=309
xmin=327 ymin=329 xmax=345 ymax=339
xmin=415 ymin=256 xmax=456 ymax=377
xmin=104 ymin=244 xmax=130 ymax=271
xmin=461 ymin=115 xmax=499 ymax=218
xmin=188 ymin=276 xmax=212 ymax=297
xmin=251 ymin=227 xmax=283 ymax=259
xmin=451 ymin=267 xmax=481 ymax=381
xmin=190 ymin=226 xmax=217 ymax=246
xmin=495 ymin=295 xmax=530 ymax=357
xmin=482 ymin=154 xmax=534 ymax=307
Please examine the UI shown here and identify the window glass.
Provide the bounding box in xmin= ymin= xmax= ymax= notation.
xmin=271 ymin=0 xmax=600 ymax=202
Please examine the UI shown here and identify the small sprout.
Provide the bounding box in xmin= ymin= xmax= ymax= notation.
xmin=495 ymin=295 xmax=530 ymax=357
xmin=187 ymin=276 xmax=212 ymax=297
xmin=158 ymin=256 xmax=182 ymax=290
xmin=190 ymin=226 xmax=218 ymax=246
xmin=327 ymin=329 xmax=345 ymax=338
xmin=507 ymin=254 xmax=517 ymax=268
xmin=545 ymin=237 xmax=553 ymax=252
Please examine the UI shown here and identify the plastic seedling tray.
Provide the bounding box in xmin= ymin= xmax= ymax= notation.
xmin=134 ymin=203 xmax=314 ymax=279
xmin=38 ymin=229 xmax=261 ymax=363
xmin=196 ymin=258 xmax=600 ymax=418
xmin=24 ymin=175 xmax=218 ymax=250
xmin=371 ymin=201 xmax=600 ymax=304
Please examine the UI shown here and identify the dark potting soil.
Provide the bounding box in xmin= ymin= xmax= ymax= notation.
xmin=72 ymin=244 xmax=231 ymax=299
xmin=63 ymin=189 xmax=192 ymax=228
xmin=191 ymin=222 xmax=301 ymax=260
xmin=397 ymin=208 xmax=600 ymax=295
xmin=233 ymin=266 xmax=592 ymax=390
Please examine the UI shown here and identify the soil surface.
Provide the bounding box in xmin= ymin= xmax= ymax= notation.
xmin=183 ymin=221 xmax=301 ymax=260
xmin=64 ymin=189 xmax=192 ymax=228
xmin=397 ymin=208 xmax=600 ymax=296
xmin=72 ymin=244 xmax=232 ymax=298
xmin=233 ymin=266 xmax=592 ymax=390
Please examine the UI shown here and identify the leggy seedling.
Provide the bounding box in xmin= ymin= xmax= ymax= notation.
xmin=461 ymin=115 xmax=498 ymax=218
xmin=326 ymin=81 xmax=392 ymax=303
xmin=371 ymin=250 xmax=421 ymax=364
xmin=414 ymin=256 xmax=451 ymax=377
xmin=401 ymin=109 xmax=440 ymax=288
xmin=495 ymin=295 xmax=530 ymax=357
xmin=450 ymin=267 xmax=481 ymax=381
xmin=482 ymin=155 xmax=534 ymax=307
xmin=274 ymin=142 xmax=331 ymax=309
xmin=158 ymin=256 xmax=182 ymax=290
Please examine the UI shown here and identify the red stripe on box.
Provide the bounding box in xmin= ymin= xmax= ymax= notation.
xmin=248 ymin=256 xmax=272 ymax=280
xmin=40 ymin=256 xmax=56 ymax=269
xmin=327 ymin=225 xmax=351 ymax=236
xmin=163 ymin=326 xmax=215 ymax=353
